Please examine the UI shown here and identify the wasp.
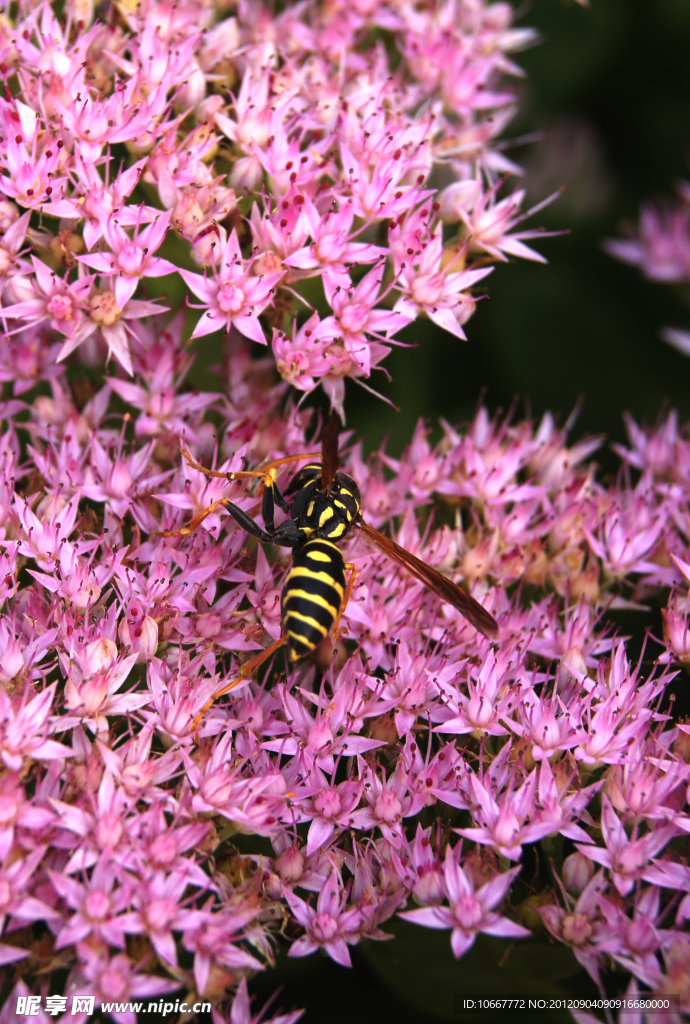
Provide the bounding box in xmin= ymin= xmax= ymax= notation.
xmin=163 ymin=415 xmax=498 ymax=727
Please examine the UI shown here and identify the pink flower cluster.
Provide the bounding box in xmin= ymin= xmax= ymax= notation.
xmin=1 ymin=2 xmax=689 ymax=1023
xmin=1 ymin=308 xmax=690 ymax=1019
xmin=0 ymin=0 xmax=554 ymax=416
xmin=605 ymin=182 xmax=690 ymax=357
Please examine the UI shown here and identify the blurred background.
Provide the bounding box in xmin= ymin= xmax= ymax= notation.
xmin=344 ymin=0 xmax=690 ymax=466
xmin=242 ymin=1 xmax=690 ymax=1020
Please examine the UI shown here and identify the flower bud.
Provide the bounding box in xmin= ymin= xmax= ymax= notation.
xmin=461 ymin=538 xmax=495 ymax=581
xmin=275 ymin=844 xmax=304 ymax=883
xmin=570 ymin=562 xmax=600 ymax=603
xmin=119 ymin=615 xmax=158 ymax=662
xmin=194 ymin=612 xmax=222 ymax=639
xmin=230 ymin=156 xmax=263 ymax=193
xmin=0 ymin=636 xmax=24 ymax=681
xmin=413 ymin=865 xmax=444 ymax=905
xmin=65 ymin=674 xmax=108 ymax=717
xmin=69 ymin=0 xmax=94 ymax=25
xmin=368 ymin=712 xmax=398 ymax=746
xmin=0 ymin=200 xmax=19 ymax=232
xmin=673 ymin=723 xmax=690 ymax=763
xmin=35 ymin=492 xmax=68 ymax=523
xmin=196 ymin=95 xmax=225 ymax=123
xmin=172 ymin=194 xmax=205 ymax=237
xmin=626 ymin=916 xmax=657 ymax=954
xmin=201 ymin=17 xmax=240 ymax=68
xmin=559 ymin=645 xmax=589 ymax=685
xmin=5 ymin=274 xmax=36 ymax=304
xmin=50 ymin=228 xmax=85 ymax=266
xmin=263 ymin=872 xmax=282 ymax=900
xmin=126 ymin=132 xmax=157 ymax=156
xmin=252 ymin=250 xmax=284 ymax=277
xmin=192 ymin=225 xmax=227 ymax=265
xmin=95 ymin=813 xmax=124 ymax=850
xmin=663 ymin=603 xmax=690 ymax=663
xmin=82 ymin=638 xmax=118 ymax=675
xmin=436 ymin=180 xmax=482 ymax=223
xmin=561 ymin=912 xmax=593 ymax=946
xmin=562 ymin=852 xmax=594 ymax=894
xmin=174 ymin=63 xmax=207 ymax=113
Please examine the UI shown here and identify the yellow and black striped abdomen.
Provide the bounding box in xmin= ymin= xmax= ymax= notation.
xmin=282 ymin=539 xmax=345 ymax=662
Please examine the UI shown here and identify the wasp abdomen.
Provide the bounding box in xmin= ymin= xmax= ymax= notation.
xmin=282 ymin=539 xmax=346 ymax=662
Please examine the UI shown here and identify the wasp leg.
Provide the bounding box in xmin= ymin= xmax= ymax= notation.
xmin=223 ymin=501 xmax=274 ymax=543
xmin=261 ymin=469 xmax=282 ymax=530
xmin=181 ymin=449 xmax=275 ymax=488
xmin=270 ymin=518 xmax=306 ymax=548
xmin=180 ymin=448 xmax=250 ymax=480
xmin=190 ymin=634 xmax=286 ymax=733
xmin=159 ymin=498 xmax=277 ymax=543
xmin=332 ymin=562 xmax=357 ymax=639
xmin=224 ymin=494 xmax=303 ymax=548
xmin=256 ymin=451 xmax=321 ymax=472
xmin=160 ymin=491 xmax=303 ymax=546
xmin=181 ymin=451 xmax=297 ymax=520
xmin=269 ymin=477 xmax=292 ymax=516
xmin=180 ymin=449 xmax=228 ymax=478
xmin=182 ymin=448 xmax=319 ymax=483
xmin=158 ymin=498 xmax=235 ymax=538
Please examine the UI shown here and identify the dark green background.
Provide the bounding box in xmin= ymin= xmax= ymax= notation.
xmin=242 ymin=2 xmax=690 ymax=1021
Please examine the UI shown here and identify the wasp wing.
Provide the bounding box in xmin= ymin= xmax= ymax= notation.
xmin=320 ymin=412 xmax=341 ymax=494
xmin=355 ymin=519 xmax=499 ymax=639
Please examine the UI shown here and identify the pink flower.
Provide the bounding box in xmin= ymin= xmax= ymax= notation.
xmin=181 ymin=229 xmax=284 ymax=342
xmin=72 ymin=945 xmax=180 ymax=1024
xmin=400 ymin=845 xmax=529 ymax=958
xmin=59 ymin=291 xmax=166 ymax=376
xmin=575 ymin=797 xmax=678 ymax=897
xmin=49 ymin=857 xmax=135 ymax=949
xmin=226 ymin=977 xmax=304 ymax=1024
xmin=455 ymin=760 xmax=555 ymax=861
xmin=2 ymin=257 xmax=93 ymax=337
xmin=439 ymin=180 xmax=560 ymax=262
xmin=55 ymin=77 xmax=171 ymax=163
xmin=283 ymin=198 xmax=388 ymax=286
xmin=0 ymin=844 xmax=60 ymax=931
xmin=0 ymin=684 xmax=72 ymax=771
xmin=61 ymin=652 xmax=151 ymax=734
xmin=82 ymin=438 xmax=165 ymax=518
xmin=584 ymin=482 xmax=665 ymax=578
xmin=181 ymin=907 xmax=264 ymax=997
xmin=272 ymin=313 xmax=337 ymax=392
xmin=284 ymin=869 xmax=362 ymax=967
xmin=79 ymin=210 xmax=176 ymax=308
xmin=0 ymin=119 xmax=68 ymax=209
xmin=604 ymin=201 xmax=690 ymax=282
xmin=321 ymin=263 xmax=412 ymax=376
xmin=393 ymin=228 xmax=493 ymax=339
xmin=540 ymin=871 xmax=608 ymax=983
xmin=350 ymin=760 xmax=426 ymax=846
xmin=304 ymin=777 xmax=363 ymax=855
